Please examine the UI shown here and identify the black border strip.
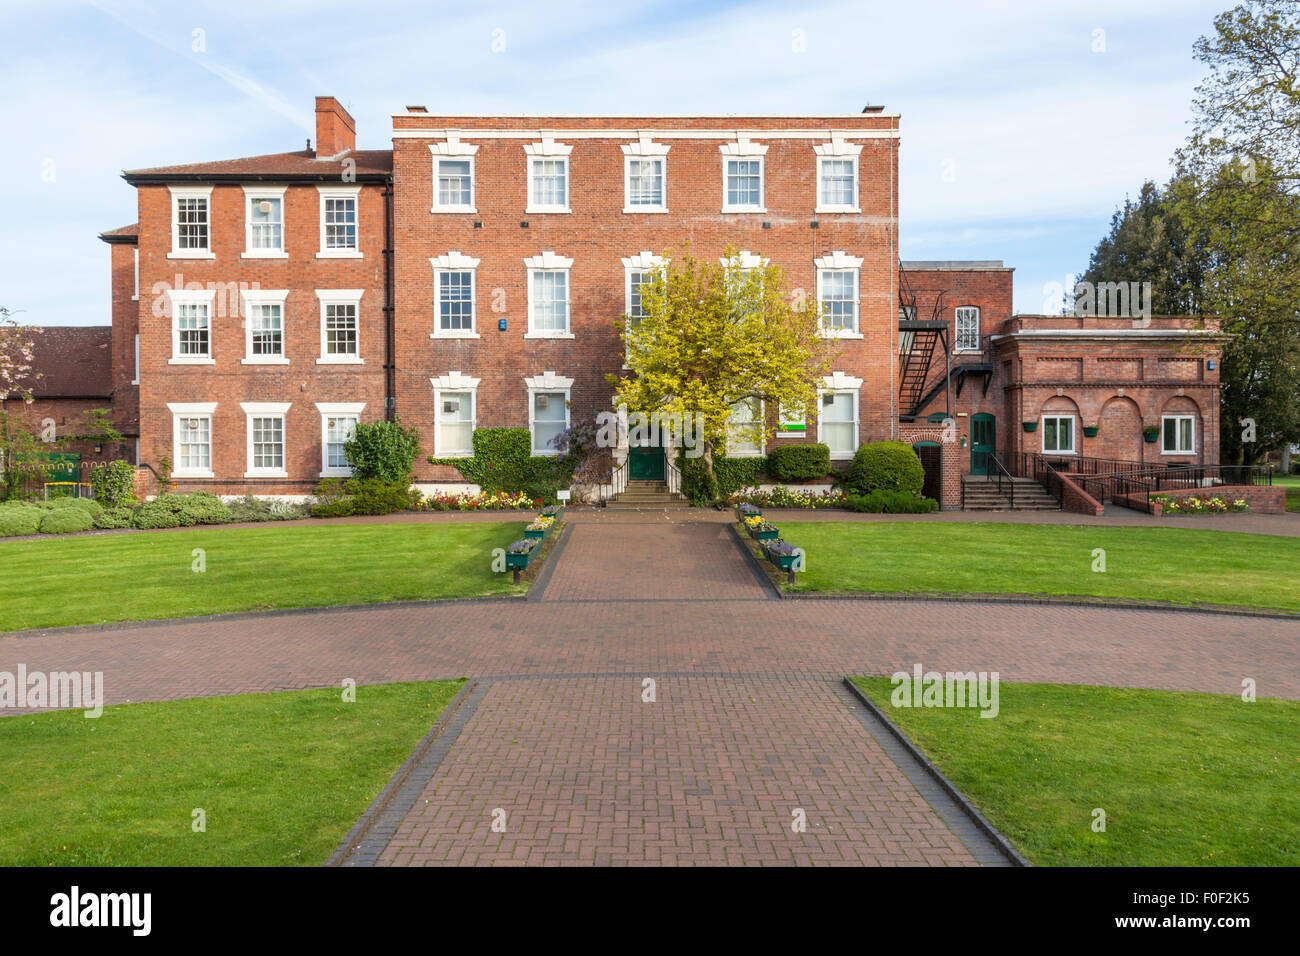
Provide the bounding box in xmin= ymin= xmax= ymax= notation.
xmin=726 ymin=522 xmax=782 ymax=600
xmin=326 ymin=678 xmax=490 ymax=867
xmin=526 ymin=520 xmax=571 ymax=603
xmin=840 ymin=676 xmax=1030 ymax=867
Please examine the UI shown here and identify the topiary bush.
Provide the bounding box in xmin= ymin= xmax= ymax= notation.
xmin=343 ymin=419 xmax=422 ymax=483
xmin=39 ymin=507 xmax=94 ymax=534
xmin=766 ymin=443 xmax=830 ymax=482
xmin=845 ymin=441 xmax=925 ymax=497
xmin=92 ymin=507 xmax=135 ymax=529
xmin=89 ymin=460 xmax=137 ymax=508
xmin=0 ymin=504 xmax=43 ymax=537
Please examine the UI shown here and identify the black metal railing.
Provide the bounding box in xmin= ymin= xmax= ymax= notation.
xmin=987 ymin=453 xmax=1016 ymax=510
xmin=1014 ymin=454 xmax=1271 ymax=513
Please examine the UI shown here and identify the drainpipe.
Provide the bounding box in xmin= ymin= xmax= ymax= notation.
xmin=382 ymin=175 xmax=396 ymax=421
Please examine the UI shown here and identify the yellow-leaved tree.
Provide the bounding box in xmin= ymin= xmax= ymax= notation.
xmin=610 ymin=246 xmax=838 ymax=501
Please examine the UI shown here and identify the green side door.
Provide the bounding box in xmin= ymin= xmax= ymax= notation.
xmin=970 ymin=414 xmax=995 ymax=475
xmin=628 ymin=445 xmax=665 ymax=481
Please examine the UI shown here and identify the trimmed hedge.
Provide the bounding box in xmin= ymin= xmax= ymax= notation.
xmin=39 ymin=508 xmax=94 ymax=534
xmin=844 ymin=490 xmax=939 ymax=514
xmin=48 ymin=496 xmax=103 ymax=518
xmin=845 ymin=441 xmax=925 ymax=497
xmin=430 ymin=427 xmax=574 ymax=503
xmin=679 ymin=454 xmax=766 ymax=506
xmin=766 ymin=443 xmax=830 ymax=482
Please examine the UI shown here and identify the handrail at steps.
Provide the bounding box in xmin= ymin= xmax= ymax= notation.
xmin=664 ymin=454 xmax=682 ymax=497
xmin=987 ymin=453 xmax=1016 ymax=510
xmin=609 ymin=456 xmax=629 ymax=500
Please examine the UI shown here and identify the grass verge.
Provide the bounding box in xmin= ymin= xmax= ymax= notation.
xmin=0 ymin=679 xmax=464 ymax=866
xmin=0 ymin=522 xmax=530 ymax=632
xmin=852 ymin=677 xmax=1300 ymax=866
xmin=777 ymin=522 xmax=1300 ymax=613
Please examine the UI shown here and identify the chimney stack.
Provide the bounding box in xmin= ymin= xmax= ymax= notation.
xmin=314 ymin=96 xmax=356 ymax=157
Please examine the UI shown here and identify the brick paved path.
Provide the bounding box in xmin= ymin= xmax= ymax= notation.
xmin=4 ymin=512 xmax=1297 ymax=866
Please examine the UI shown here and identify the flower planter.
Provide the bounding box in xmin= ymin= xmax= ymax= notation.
xmin=523 ymin=526 xmax=549 ymax=540
xmin=541 ymin=505 xmax=564 ymax=519
xmin=766 ymin=548 xmax=799 ymax=572
xmin=1022 ymin=421 xmax=1038 ymax=432
xmin=735 ymin=504 xmax=761 ymax=522
xmin=1143 ymin=429 xmax=1160 ymax=443
xmin=505 ymin=538 xmax=540 ymax=570
xmin=1083 ymin=426 xmax=1099 ymax=438
xmin=749 ymin=525 xmax=779 ymax=542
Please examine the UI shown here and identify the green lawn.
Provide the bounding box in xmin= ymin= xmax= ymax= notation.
xmin=0 ymin=522 xmax=529 ymax=632
xmin=0 ymin=679 xmax=464 ymax=866
xmin=851 ymin=678 xmax=1300 ymax=866
xmin=778 ymin=522 xmax=1300 ymax=612
xmin=1275 ymin=474 xmax=1300 ymax=512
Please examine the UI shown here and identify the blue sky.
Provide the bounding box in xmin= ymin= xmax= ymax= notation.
xmin=0 ymin=0 xmax=1227 ymax=323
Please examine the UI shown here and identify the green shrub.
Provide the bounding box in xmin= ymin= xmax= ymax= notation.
xmin=49 ymin=496 xmax=103 ymax=518
xmin=92 ymin=507 xmax=135 ymax=529
xmin=89 ymin=460 xmax=137 ymax=508
xmin=179 ymin=491 xmax=233 ymax=525
xmin=39 ymin=508 xmax=94 ymax=534
xmin=845 ymin=441 xmax=925 ymax=497
xmin=430 ymin=427 xmax=574 ymax=503
xmin=766 ymin=443 xmax=830 ymax=482
xmin=132 ymin=498 xmax=184 ymax=529
xmin=679 ymin=454 xmax=765 ymax=505
xmin=343 ymin=419 xmax=422 ymax=483
xmin=227 ymin=495 xmax=273 ymax=522
xmin=310 ymin=479 xmax=418 ymax=518
xmin=845 ymin=490 xmax=939 ymax=514
xmin=0 ymin=504 xmax=42 ymax=537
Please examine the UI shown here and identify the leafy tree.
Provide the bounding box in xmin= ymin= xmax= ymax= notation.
xmin=610 ymin=247 xmax=837 ymax=501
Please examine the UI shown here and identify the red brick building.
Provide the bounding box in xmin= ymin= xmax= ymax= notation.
xmin=77 ymin=95 xmax=1227 ymax=509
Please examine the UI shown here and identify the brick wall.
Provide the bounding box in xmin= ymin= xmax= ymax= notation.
xmin=133 ymin=180 xmax=388 ymax=494
xmin=392 ymin=113 xmax=900 ymax=483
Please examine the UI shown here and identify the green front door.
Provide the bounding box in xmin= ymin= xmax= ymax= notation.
xmin=970 ymin=414 xmax=995 ymax=475
xmin=628 ymin=445 xmax=665 ymax=480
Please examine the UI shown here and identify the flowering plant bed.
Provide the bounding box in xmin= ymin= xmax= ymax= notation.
xmin=730 ymin=486 xmax=846 ymax=510
xmin=423 ymin=490 xmax=542 ymax=511
xmin=1150 ymin=494 xmax=1247 ymax=515
xmin=747 ymin=520 xmax=780 ymax=542
xmin=540 ymin=504 xmax=565 ymax=518
xmin=735 ymin=503 xmax=762 ymax=521
xmin=505 ymin=536 xmax=540 ymax=569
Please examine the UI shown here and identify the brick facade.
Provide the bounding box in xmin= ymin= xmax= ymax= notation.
xmin=73 ymin=96 xmax=1230 ymax=509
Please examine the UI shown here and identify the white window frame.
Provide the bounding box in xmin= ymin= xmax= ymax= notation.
xmin=429 ymin=252 xmax=481 ymax=339
xmin=525 ymin=371 xmax=573 ymax=457
xmin=168 ymin=185 xmax=214 ymax=259
xmin=1041 ymin=414 xmax=1076 ymax=455
xmin=524 ymin=251 xmax=575 ymax=339
xmin=429 ymin=138 xmax=479 ymax=214
xmin=1161 ymin=414 xmax=1196 ymax=455
xmin=240 ymin=289 xmax=290 ymax=365
xmin=778 ymin=402 xmax=807 ymax=434
xmin=242 ymin=185 xmax=288 ymax=259
xmin=315 ymin=290 xmax=364 ymax=364
xmin=167 ymin=402 xmax=217 ymax=479
xmin=241 ymin=402 xmax=291 ymax=479
xmin=430 ymin=372 xmax=480 ymax=458
xmin=317 ymin=184 xmax=362 ymax=258
xmin=955 ymin=306 xmax=981 ymax=352
xmin=719 ymin=138 xmax=768 ymax=213
xmin=316 ymin=402 xmax=366 ymax=478
xmin=622 ymin=137 xmax=669 ymax=214
xmin=814 ymin=251 xmax=864 ymax=339
xmin=817 ymin=372 xmax=863 ymax=460
xmin=524 ymin=139 xmax=573 ymax=214
xmin=727 ymin=397 xmax=766 ymax=458
xmin=166 ymin=288 xmax=216 ymax=365
xmin=622 ymin=251 xmax=666 ymax=368
xmin=813 ymin=138 xmax=863 ymax=214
